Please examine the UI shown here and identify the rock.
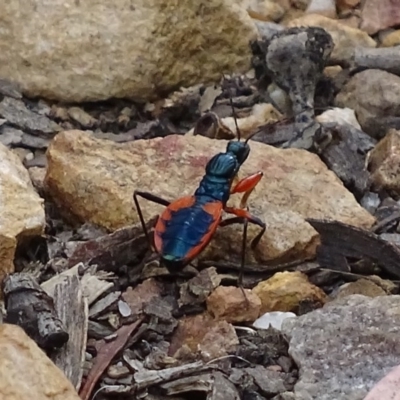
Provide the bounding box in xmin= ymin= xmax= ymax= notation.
xmin=45 ymin=131 xmax=375 ymax=264
xmin=360 ymin=0 xmax=400 ymax=35
xmin=368 ymin=129 xmax=400 ymax=197
xmin=364 ymin=364 xmax=400 ymax=400
xmin=0 ymin=324 xmax=81 ymax=400
xmin=305 ymin=0 xmax=337 ymax=19
xmin=179 ymin=267 xmax=221 ymax=307
xmin=0 ymin=143 xmax=45 ymax=284
xmin=12 ymin=147 xmax=33 ymax=163
xmin=67 ymin=107 xmax=97 ymax=129
xmin=323 ymin=65 xmax=342 ymax=79
xmin=336 ymin=0 xmax=360 ymax=12
xmin=29 ymin=167 xmax=47 ymax=194
xmin=253 ymin=311 xmax=297 ymax=330
xmin=206 ymin=286 xmax=261 ymax=323
xmin=247 ymin=0 xmax=288 ymax=22
xmin=381 ymin=30 xmax=400 ymax=47
xmin=0 ymin=1 xmax=257 ymax=103
xmin=254 ymin=21 xmax=285 ymax=41
xmin=253 ymin=271 xmax=328 ymax=314
xmin=121 ymin=278 xmax=162 ymax=316
xmin=246 ymin=365 xmax=292 ymax=397
xmin=0 ymin=126 xmax=23 ymax=147
xmin=335 ymin=70 xmax=400 ymax=138
xmin=169 ymin=312 xmax=239 ymax=361
xmin=282 ymin=295 xmax=400 ymax=400
xmin=335 ymin=279 xmax=387 ymax=299
xmin=0 ymin=97 xmax=61 ymax=134
xmin=290 ymin=0 xmax=311 ymax=10
xmin=287 ymin=14 xmax=376 ymax=62
xmin=316 ymin=107 xmax=361 ymax=129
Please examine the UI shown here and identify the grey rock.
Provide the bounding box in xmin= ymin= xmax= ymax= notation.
xmin=0 ymin=97 xmax=61 ymax=134
xmin=0 ymin=126 xmax=23 ymax=146
xmin=282 ymin=295 xmax=400 ymax=400
xmin=246 ymin=366 xmax=292 ymax=397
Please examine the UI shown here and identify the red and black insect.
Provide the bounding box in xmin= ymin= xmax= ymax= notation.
xmin=133 ymin=101 xmax=266 ymax=283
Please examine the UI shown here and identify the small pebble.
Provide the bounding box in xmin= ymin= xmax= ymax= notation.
xmin=253 ymin=311 xmax=297 ymax=330
xmin=118 ymin=300 xmax=132 ymax=317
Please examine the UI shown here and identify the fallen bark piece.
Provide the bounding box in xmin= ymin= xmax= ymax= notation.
xmin=41 ymin=263 xmax=113 ymax=307
xmin=0 ymin=324 xmax=81 ymax=400
xmin=354 ymin=47 xmax=400 ymax=76
xmin=252 ymin=117 xmax=298 ymax=147
xmin=52 ymin=275 xmax=88 ymax=391
xmin=79 ymin=318 xmax=143 ymax=400
xmin=3 ymin=273 xmax=68 ymax=350
xmin=159 ymin=371 xmax=246 ymax=399
xmin=308 ymin=219 xmax=400 ymax=278
xmin=89 ymin=291 xmax=121 ymax=319
xmin=133 ymin=361 xmax=205 ymax=391
xmin=66 ymin=223 xmax=154 ymax=270
xmin=314 ymin=122 xmax=375 ymax=199
xmin=252 ymin=271 xmax=327 ymax=314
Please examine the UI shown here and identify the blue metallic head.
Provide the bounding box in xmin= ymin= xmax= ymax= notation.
xmin=226 ymin=140 xmax=250 ymax=166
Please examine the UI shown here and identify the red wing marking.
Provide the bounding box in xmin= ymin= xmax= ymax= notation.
xmin=183 ymin=201 xmax=223 ymax=262
xmin=153 ymin=196 xmax=196 ymax=253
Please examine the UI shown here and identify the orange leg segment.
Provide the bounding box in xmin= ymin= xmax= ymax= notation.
xmin=230 ymin=171 xmax=263 ymax=209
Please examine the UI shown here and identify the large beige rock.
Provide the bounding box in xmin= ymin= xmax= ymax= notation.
xmin=0 ymin=143 xmax=45 ymax=284
xmin=287 ymin=14 xmax=376 ymax=62
xmin=45 ymin=131 xmax=375 ymax=264
xmin=0 ymin=324 xmax=81 ymax=400
xmin=0 ymin=0 xmax=257 ymax=103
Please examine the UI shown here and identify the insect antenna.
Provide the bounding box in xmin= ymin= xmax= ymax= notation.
xmin=245 ymin=129 xmax=260 ymax=144
xmin=221 ymin=73 xmax=242 ymax=142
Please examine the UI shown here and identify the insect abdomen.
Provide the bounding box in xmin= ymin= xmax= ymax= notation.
xmin=154 ymin=198 xmax=222 ymax=268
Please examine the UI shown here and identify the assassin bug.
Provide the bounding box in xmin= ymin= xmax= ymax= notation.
xmin=133 ymin=93 xmax=266 ymax=286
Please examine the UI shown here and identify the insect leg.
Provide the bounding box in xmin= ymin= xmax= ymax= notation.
xmin=230 ymin=171 xmax=263 ymax=209
xmin=133 ymin=190 xmax=171 ymax=251
xmin=224 ymin=207 xmax=266 ymax=249
xmin=220 ymin=210 xmax=265 ymax=304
